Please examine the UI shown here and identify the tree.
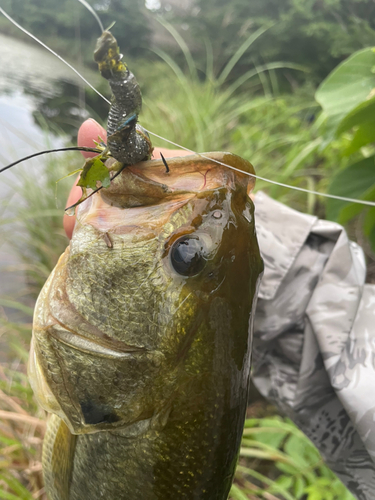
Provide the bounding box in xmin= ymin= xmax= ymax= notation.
xmin=158 ymin=0 xmax=375 ymax=85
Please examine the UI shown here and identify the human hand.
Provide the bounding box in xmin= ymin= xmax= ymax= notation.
xmin=63 ymin=119 xmax=191 ymax=239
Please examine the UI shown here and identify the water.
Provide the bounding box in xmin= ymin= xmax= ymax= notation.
xmin=0 ymin=32 xmax=105 ymax=321
xmin=0 ymin=32 xmax=105 ymax=161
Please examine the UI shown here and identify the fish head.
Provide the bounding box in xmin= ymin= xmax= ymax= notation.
xmin=29 ymin=153 xmax=263 ymax=434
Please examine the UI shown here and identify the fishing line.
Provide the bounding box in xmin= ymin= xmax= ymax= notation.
xmin=146 ymin=131 xmax=375 ymax=208
xmin=1 ymin=7 xmax=375 ymax=208
xmin=77 ymin=0 xmax=104 ymax=33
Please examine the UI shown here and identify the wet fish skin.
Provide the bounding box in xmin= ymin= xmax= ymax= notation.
xmin=29 ymin=153 xmax=263 ymax=499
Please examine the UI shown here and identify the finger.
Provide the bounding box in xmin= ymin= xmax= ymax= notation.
xmin=153 ymin=147 xmax=191 ymax=159
xmin=77 ymin=119 xmax=107 ymax=158
xmin=63 ymin=178 xmax=81 ymax=240
xmin=64 ymin=119 xmax=106 ymax=238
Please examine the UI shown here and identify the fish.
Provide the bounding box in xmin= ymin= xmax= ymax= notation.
xmin=23 ymin=25 xmax=264 ymax=500
xmin=29 ymin=151 xmax=263 ymax=499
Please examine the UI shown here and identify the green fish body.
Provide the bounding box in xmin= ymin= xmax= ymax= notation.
xmin=29 ymin=153 xmax=263 ymax=499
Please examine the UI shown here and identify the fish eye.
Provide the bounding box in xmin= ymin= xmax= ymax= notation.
xmin=170 ymin=236 xmax=207 ymax=276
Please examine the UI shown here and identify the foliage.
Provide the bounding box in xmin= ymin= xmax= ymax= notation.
xmin=158 ymin=0 xmax=375 ymax=85
xmin=0 ymin=144 xmax=75 ymax=499
xmin=0 ymin=326 xmax=47 ymax=500
xmin=0 ymin=0 xmax=151 ymax=59
xmin=141 ymin=28 xmax=348 ymax=215
xmin=230 ymin=417 xmax=355 ymax=500
xmin=0 ymin=151 xmax=77 ymax=295
xmin=316 ymin=47 xmax=375 ymax=252
xmin=3 ymin=0 xmax=375 ymax=92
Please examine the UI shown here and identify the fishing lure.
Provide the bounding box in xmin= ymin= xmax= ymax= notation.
xmin=94 ymin=30 xmax=152 ymax=165
xmin=66 ymin=28 xmax=154 ymax=211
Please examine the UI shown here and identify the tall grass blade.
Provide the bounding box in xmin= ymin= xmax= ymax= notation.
xmin=157 ymin=17 xmax=198 ymax=80
xmin=217 ymin=25 xmax=272 ymax=86
xmin=204 ymin=36 xmax=214 ymax=81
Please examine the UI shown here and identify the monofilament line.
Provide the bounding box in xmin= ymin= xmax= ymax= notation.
xmin=0 ymin=8 xmax=110 ymax=106
xmin=146 ymin=131 xmax=375 ymax=208
xmin=77 ymin=0 xmax=104 ymax=33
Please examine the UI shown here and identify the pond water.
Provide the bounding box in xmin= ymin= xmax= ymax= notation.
xmin=0 ymin=32 xmax=107 ymax=319
xmin=0 ymin=32 xmax=106 ymax=166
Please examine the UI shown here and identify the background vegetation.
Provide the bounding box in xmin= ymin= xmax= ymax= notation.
xmin=1 ymin=0 xmax=375 ymax=498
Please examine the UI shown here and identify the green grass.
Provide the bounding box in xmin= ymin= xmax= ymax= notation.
xmin=0 ymin=143 xmax=75 ymax=500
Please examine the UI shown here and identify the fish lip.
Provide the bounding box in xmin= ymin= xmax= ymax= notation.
xmin=49 ymin=324 xmax=148 ymax=359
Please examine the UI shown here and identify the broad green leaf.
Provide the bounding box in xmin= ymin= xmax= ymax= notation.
xmin=250 ymin=426 xmax=288 ymax=449
xmin=344 ymin=120 xmax=375 ymax=155
xmin=337 ymin=96 xmax=375 ymax=135
xmin=77 ymin=157 xmax=111 ymax=190
xmin=363 ymin=207 xmax=375 ymax=236
xmin=368 ymin=224 xmax=375 ymax=254
xmin=315 ymin=48 xmax=375 ymax=132
xmin=332 ymin=200 xmax=365 ymax=225
xmin=326 ymin=155 xmax=375 ymax=221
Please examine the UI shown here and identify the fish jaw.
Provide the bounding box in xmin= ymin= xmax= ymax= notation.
xmin=99 ymin=152 xmax=256 ymax=205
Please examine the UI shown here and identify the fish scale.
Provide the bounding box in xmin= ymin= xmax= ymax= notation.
xmin=66 ymin=227 xmax=162 ymax=344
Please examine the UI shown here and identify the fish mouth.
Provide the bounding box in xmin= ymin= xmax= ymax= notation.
xmin=89 ymin=152 xmax=256 ymax=209
xmin=77 ymin=152 xmax=256 ymax=231
xmin=49 ymin=322 xmax=148 ymax=359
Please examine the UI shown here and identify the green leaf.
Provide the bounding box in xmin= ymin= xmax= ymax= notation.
xmin=294 ymin=476 xmax=306 ymax=499
xmin=337 ymin=96 xmax=375 ymax=135
xmin=368 ymin=219 xmax=375 ymax=252
xmin=284 ymin=434 xmax=318 ymax=467
xmin=251 ymin=426 xmax=288 ymax=449
xmin=276 ymin=462 xmax=300 ymax=475
xmin=344 ymin=120 xmax=375 ymax=155
xmin=336 ymin=96 xmax=375 ymax=154
xmin=0 ymin=474 xmax=34 ymax=500
xmin=275 ymin=474 xmax=293 ymax=490
xmin=0 ymin=490 xmax=23 ymax=500
xmin=326 ymin=155 xmax=375 ymax=221
xmin=229 ymin=484 xmax=249 ymax=500
xmin=363 ymin=207 xmax=375 ymax=236
xmin=316 ymin=48 xmax=375 ymax=132
xmin=77 ymin=157 xmax=111 ymax=190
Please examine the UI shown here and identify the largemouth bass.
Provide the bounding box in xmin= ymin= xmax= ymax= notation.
xmin=29 ymin=152 xmax=263 ymax=500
